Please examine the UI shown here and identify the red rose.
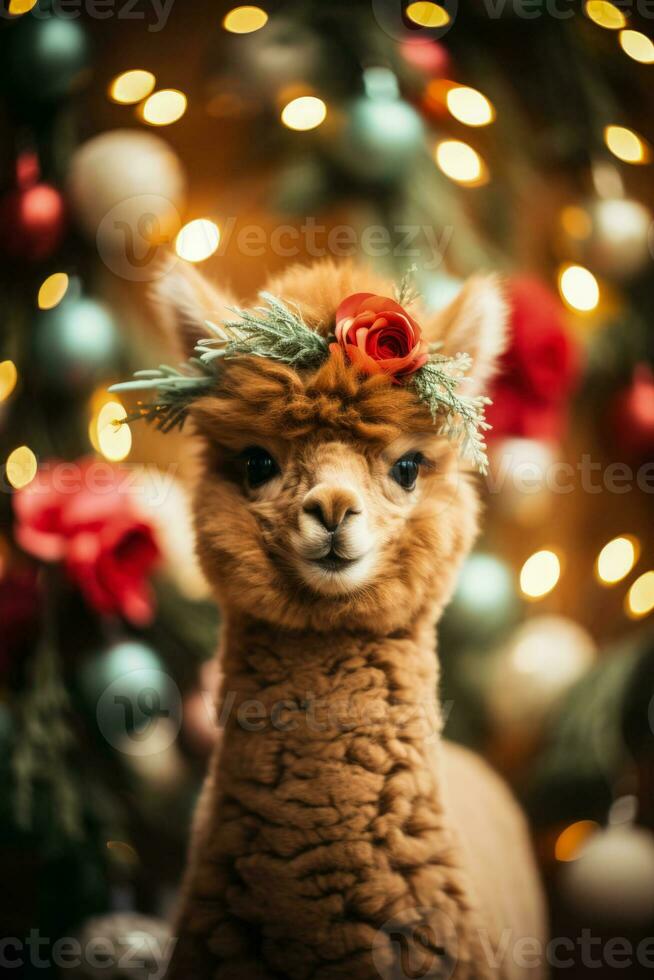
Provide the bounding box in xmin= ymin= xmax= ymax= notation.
xmin=13 ymin=459 xmax=160 ymax=625
xmin=330 ymin=292 xmax=428 ymax=382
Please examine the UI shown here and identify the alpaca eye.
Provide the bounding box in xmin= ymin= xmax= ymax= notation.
xmin=243 ymin=446 xmax=278 ymax=488
xmin=390 ymin=452 xmax=423 ymax=491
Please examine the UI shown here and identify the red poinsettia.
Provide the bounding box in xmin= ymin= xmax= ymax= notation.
xmin=331 ymin=292 xmax=429 ymax=381
xmin=13 ymin=459 xmax=160 ymax=626
xmin=486 ymin=278 xmax=581 ymax=442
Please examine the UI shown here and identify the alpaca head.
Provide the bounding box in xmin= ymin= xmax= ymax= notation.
xmin=154 ymin=260 xmax=506 ymax=633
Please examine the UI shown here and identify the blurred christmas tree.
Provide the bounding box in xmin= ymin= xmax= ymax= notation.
xmin=1 ymin=0 xmax=654 ymax=974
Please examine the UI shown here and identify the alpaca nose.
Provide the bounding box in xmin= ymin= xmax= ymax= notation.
xmin=302 ymin=485 xmax=362 ymax=533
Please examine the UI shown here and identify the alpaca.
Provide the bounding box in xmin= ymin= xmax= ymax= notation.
xmin=153 ymin=259 xmax=546 ymax=980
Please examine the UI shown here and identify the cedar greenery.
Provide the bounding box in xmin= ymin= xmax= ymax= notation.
xmin=110 ymin=290 xmax=490 ymax=472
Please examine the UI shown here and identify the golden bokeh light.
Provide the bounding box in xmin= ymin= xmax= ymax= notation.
xmin=434 ymin=140 xmax=489 ymax=186
xmin=175 ymin=219 xmax=221 ymax=263
xmin=109 ymin=69 xmax=156 ymax=105
xmin=560 ymin=205 xmax=593 ymax=240
xmin=604 ymin=125 xmax=650 ymax=164
xmin=596 ymin=535 xmax=639 ymax=585
xmin=446 ymin=86 xmax=495 ymax=127
xmin=223 ymin=5 xmax=269 ymax=33
xmin=6 ymin=445 xmax=37 ymax=490
xmin=619 ymin=30 xmax=654 ymax=64
xmin=558 ymin=264 xmax=600 ymax=313
xmin=140 ymin=89 xmax=187 ymax=126
xmin=520 ymin=549 xmax=561 ymax=599
xmin=626 ymin=571 xmax=654 ymax=619
xmin=0 ymin=361 xmax=18 ymax=403
xmin=8 ymin=0 xmax=37 ymax=14
xmin=555 ymin=821 xmax=599 ymax=862
xmin=280 ymin=96 xmax=327 ymax=131
xmin=585 ymin=0 xmax=626 ymax=29
xmin=37 ymin=272 xmax=69 ymax=310
xmin=96 ymin=402 xmax=132 ymax=462
xmin=406 ymin=1 xmax=450 ymax=27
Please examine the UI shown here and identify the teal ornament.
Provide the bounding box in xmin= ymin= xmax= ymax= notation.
xmin=6 ymin=10 xmax=91 ymax=105
xmin=440 ymin=553 xmax=521 ymax=648
xmin=334 ymin=96 xmax=424 ymax=183
xmin=78 ymin=641 xmax=181 ymax=749
xmin=33 ymin=290 xmax=120 ymax=390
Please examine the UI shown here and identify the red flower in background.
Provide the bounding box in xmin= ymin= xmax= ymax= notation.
xmin=487 ymin=278 xmax=581 ymax=442
xmin=13 ymin=459 xmax=160 ymax=626
xmin=331 ymin=292 xmax=429 ymax=381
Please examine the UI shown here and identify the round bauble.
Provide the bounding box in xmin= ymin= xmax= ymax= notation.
xmin=560 ymin=823 xmax=654 ymax=927
xmin=490 ymin=616 xmax=596 ymax=728
xmin=33 ymin=291 xmax=120 ymax=390
xmin=5 ymin=15 xmax=91 ymax=105
xmin=440 ymin=552 xmax=521 ymax=648
xmin=0 ymin=180 xmax=66 ymax=262
xmin=67 ymin=131 xmax=186 ymax=280
xmin=561 ymin=198 xmax=652 ymax=281
xmin=78 ymin=640 xmax=181 ymax=752
xmin=608 ymin=365 xmax=654 ymax=462
xmin=330 ymin=96 xmax=424 ymax=184
xmin=488 ymin=438 xmax=557 ymax=525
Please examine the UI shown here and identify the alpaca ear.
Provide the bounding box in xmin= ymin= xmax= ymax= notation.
xmin=422 ymin=275 xmax=508 ymax=392
xmin=150 ymin=261 xmax=235 ymax=360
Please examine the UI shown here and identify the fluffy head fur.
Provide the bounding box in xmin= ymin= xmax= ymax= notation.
xmin=153 ymin=259 xmax=507 ymax=634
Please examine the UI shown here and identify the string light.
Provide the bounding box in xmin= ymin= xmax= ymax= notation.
xmin=175 ymin=219 xmax=221 ymax=263
xmin=405 ymin=1 xmax=450 ymax=27
xmin=140 ymin=89 xmax=187 ymax=126
xmin=222 ymin=5 xmax=268 ymax=33
xmin=626 ymin=571 xmax=654 ymax=619
xmin=445 ymin=86 xmax=495 ymax=127
xmin=37 ymin=272 xmax=69 ymax=310
xmin=109 ymin=69 xmax=156 ymax=105
xmin=6 ymin=446 xmax=37 ymax=490
xmin=558 ymin=264 xmax=600 ymax=313
xmin=434 ymin=140 xmax=488 ymax=186
xmin=96 ymin=401 xmax=132 ymax=462
xmin=280 ymin=96 xmax=327 ymax=131
xmin=0 ymin=361 xmax=18 ymax=403
xmin=584 ymin=0 xmax=626 ymax=29
xmin=8 ymin=0 xmax=37 ymax=14
xmin=604 ymin=125 xmax=650 ymax=164
xmin=555 ymin=821 xmax=599 ymax=862
xmin=519 ymin=549 xmax=561 ymax=599
xmin=595 ymin=535 xmax=639 ymax=585
xmin=619 ymin=30 xmax=654 ymax=64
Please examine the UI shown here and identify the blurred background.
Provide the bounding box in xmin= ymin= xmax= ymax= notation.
xmin=1 ymin=0 xmax=654 ymax=976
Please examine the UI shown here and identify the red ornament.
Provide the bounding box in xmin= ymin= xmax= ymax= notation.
xmin=399 ymin=39 xmax=450 ymax=76
xmin=486 ymin=278 xmax=581 ymax=442
xmin=0 ymin=152 xmax=66 ymax=261
xmin=13 ymin=458 xmax=160 ymax=626
xmin=608 ymin=365 xmax=654 ymax=461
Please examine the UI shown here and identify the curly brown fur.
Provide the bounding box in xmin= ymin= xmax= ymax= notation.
xmin=154 ymin=259 xmax=546 ymax=980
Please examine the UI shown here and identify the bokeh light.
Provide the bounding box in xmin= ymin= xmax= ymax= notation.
xmin=604 ymin=125 xmax=650 ymax=164
xmin=520 ymin=549 xmax=561 ymax=599
xmin=558 ymin=263 xmax=600 ymax=313
xmin=556 ymin=821 xmax=599 ymax=862
xmin=175 ymin=219 xmax=221 ymax=263
xmin=446 ymin=86 xmax=495 ymax=126
xmin=8 ymin=0 xmax=37 ymax=13
xmin=223 ymin=5 xmax=269 ymax=33
xmin=140 ymin=89 xmax=187 ymax=126
xmin=6 ymin=446 xmax=37 ymax=490
xmin=0 ymin=361 xmax=18 ymax=403
xmin=626 ymin=571 xmax=654 ymax=619
xmin=434 ymin=139 xmax=488 ymax=186
xmin=37 ymin=272 xmax=69 ymax=310
xmin=96 ymin=401 xmax=132 ymax=462
xmin=619 ymin=30 xmax=654 ymax=63
xmin=109 ymin=69 xmax=156 ymax=105
xmin=280 ymin=96 xmax=327 ymax=131
xmin=405 ymin=1 xmax=450 ymax=27
xmin=596 ymin=536 xmax=639 ymax=585
xmin=585 ymin=0 xmax=626 ymax=29
xmin=560 ymin=205 xmax=593 ymax=240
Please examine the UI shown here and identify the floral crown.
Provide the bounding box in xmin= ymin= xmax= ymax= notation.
xmin=110 ymin=273 xmax=491 ymax=472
